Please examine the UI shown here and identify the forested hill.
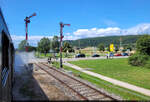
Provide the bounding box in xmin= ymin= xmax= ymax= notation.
xmin=64 ymin=35 xmax=142 ymax=48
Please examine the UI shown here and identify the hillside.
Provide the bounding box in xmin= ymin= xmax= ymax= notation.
xmin=64 ymin=35 xmax=142 ymax=48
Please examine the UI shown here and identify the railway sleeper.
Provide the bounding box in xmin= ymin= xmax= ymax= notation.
xmin=82 ymin=91 xmax=97 ymax=96
xmin=87 ymin=95 xmax=105 ymax=100
xmin=59 ymin=78 xmax=76 ymax=83
xmin=74 ymin=87 xmax=88 ymax=92
xmin=72 ymin=85 xmax=87 ymax=90
xmin=91 ymin=96 xmax=112 ymax=100
xmin=80 ymin=89 xmax=95 ymax=95
xmin=44 ymin=69 xmax=56 ymax=73
xmin=56 ymin=74 xmax=70 ymax=79
xmin=89 ymin=94 xmax=105 ymax=99
xmin=68 ymin=83 xmax=82 ymax=87
xmin=83 ymin=92 xmax=100 ymax=97
xmin=99 ymin=97 xmax=112 ymax=100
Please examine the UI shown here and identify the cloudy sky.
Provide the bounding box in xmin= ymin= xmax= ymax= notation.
xmin=1 ymin=0 xmax=150 ymax=48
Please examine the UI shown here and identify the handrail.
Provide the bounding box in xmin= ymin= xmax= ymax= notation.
xmin=2 ymin=67 xmax=10 ymax=87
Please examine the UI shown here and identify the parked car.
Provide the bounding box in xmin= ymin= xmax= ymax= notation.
xmin=109 ymin=52 xmax=114 ymax=57
xmin=114 ymin=53 xmax=122 ymax=56
xmin=121 ymin=53 xmax=128 ymax=56
xmin=75 ymin=54 xmax=86 ymax=58
xmin=92 ymin=54 xmax=100 ymax=57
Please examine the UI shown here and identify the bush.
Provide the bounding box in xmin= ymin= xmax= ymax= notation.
xmin=128 ymin=53 xmax=149 ymax=66
xmin=136 ymin=35 xmax=150 ymax=55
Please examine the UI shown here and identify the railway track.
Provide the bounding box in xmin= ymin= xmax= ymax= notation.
xmin=34 ymin=62 xmax=117 ymax=100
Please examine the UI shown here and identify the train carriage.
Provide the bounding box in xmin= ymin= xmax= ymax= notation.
xmin=0 ymin=8 xmax=15 ymax=102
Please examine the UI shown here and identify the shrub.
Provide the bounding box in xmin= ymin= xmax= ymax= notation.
xmin=136 ymin=35 xmax=150 ymax=55
xmin=128 ymin=53 xmax=149 ymax=66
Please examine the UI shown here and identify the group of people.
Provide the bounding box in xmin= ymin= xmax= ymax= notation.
xmin=106 ymin=52 xmax=114 ymax=59
xmin=47 ymin=57 xmax=52 ymax=64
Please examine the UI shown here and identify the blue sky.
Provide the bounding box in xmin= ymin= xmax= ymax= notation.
xmin=1 ymin=0 xmax=150 ymax=48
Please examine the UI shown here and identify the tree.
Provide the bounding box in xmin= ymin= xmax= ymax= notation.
xmin=62 ymin=42 xmax=74 ymax=57
xmin=51 ymin=36 xmax=59 ymax=53
xmin=98 ymin=43 xmax=105 ymax=52
xmin=106 ymin=47 xmax=110 ymax=52
xmin=123 ymin=44 xmax=132 ymax=51
xmin=18 ymin=39 xmax=36 ymax=52
xmin=115 ymin=45 xmax=119 ymax=53
xmin=136 ymin=35 xmax=150 ymax=55
xmin=18 ymin=40 xmax=27 ymax=51
xmin=62 ymin=42 xmax=74 ymax=53
xmin=65 ymin=35 xmax=140 ymax=48
xmin=126 ymin=44 xmax=132 ymax=51
xmin=27 ymin=46 xmax=36 ymax=52
xmin=37 ymin=37 xmax=51 ymax=56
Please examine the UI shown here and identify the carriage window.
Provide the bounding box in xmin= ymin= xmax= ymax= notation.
xmin=2 ymin=31 xmax=9 ymax=86
xmin=2 ymin=32 xmax=9 ymax=70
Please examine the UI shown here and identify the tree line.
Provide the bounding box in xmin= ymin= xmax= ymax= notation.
xmin=65 ymin=35 xmax=142 ymax=48
xmin=18 ymin=36 xmax=74 ymax=56
xmin=18 ymin=35 xmax=142 ymax=55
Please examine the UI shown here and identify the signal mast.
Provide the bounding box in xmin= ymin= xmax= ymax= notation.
xmin=24 ymin=13 xmax=36 ymax=51
xmin=59 ymin=22 xmax=70 ymax=68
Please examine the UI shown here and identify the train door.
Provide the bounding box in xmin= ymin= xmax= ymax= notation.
xmin=0 ymin=31 xmax=2 ymax=101
xmin=1 ymin=32 xmax=11 ymax=102
xmin=10 ymin=44 xmax=14 ymax=85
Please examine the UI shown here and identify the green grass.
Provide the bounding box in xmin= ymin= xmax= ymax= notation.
xmin=35 ymin=52 xmax=53 ymax=58
xmin=52 ymin=62 xmax=150 ymax=100
xmin=68 ymin=58 xmax=150 ymax=90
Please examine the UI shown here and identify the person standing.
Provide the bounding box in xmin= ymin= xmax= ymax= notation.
xmin=47 ymin=57 xmax=50 ymax=64
xmin=48 ymin=57 xmax=51 ymax=64
xmin=106 ymin=52 xmax=109 ymax=59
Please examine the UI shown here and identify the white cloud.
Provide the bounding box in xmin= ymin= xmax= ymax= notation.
xmin=63 ymin=35 xmax=80 ymax=40
xmin=124 ymin=23 xmax=150 ymax=35
xmin=11 ymin=23 xmax=150 ymax=48
xmin=73 ymin=27 xmax=121 ymax=38
xmin=11 ymin=35 xmax=53 ymax=48
xmin=73 ymin=23 xmax=150 ymax=39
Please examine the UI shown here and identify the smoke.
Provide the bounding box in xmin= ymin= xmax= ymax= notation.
xmin=18 ymin=51 xmax=36 ymax=64
xmin=14 ymin=51 xmax=36 ymax=73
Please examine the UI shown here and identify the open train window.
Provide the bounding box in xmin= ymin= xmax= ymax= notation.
xmin=1 ymin=31 xmax=10 ymax=86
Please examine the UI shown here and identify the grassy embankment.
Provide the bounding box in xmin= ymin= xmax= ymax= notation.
xmin=69 ymin=58 xmax=150 ymax=90
xmin=52 ymin=61 xmax=150 ymax=100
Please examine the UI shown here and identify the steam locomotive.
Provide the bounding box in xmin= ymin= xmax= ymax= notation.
xmin=0 ymin=8 xmax=15 ymax=102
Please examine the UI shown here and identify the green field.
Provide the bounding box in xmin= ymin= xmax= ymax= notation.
xmin=68 ymin=58 xmax=150 ymax=90
xmin=52 ymin=62 xmax=150 ymax=100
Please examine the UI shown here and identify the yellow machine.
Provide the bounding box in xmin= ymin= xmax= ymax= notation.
xmin=110 ymin=44 xmax=114 ymax=52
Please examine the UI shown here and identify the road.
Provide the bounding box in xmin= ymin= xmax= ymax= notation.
xmin=31 ymin=56 xmax=129 ymax=63
xmin=62 ymin=56 xmax=129 ymax=61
